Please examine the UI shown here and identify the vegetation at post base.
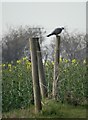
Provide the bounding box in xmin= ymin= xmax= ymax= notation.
xmin=1 ymin=57 xmax=87 ymax=117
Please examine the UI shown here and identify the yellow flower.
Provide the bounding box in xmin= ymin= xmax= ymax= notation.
xmin=83 ymin=59 xmax=86 ymax=64
xmin=8 ymin=64 xmax=12 ymax=72
xmin=72 ymin=59 xmax=76 ymax=64
xmin=64 ymin=59 xmax=69 ymax=63
xmin=9 ymin=69 xmax=12 ymax=72
xmin=60 ymin=58 xmax=62 ymax=62
xmin=51 ymin=61 xmax=54 ymax=65
xmin=26 ymin=62 xmax=31 ymax=69
xmin=28 ymin=62 xmax=31 ymax=65
xmin=45 ymin=62 xmax=48 ymax=67
xmin=14 ymin=66 xmax=17 ymax=70
xmin=8 ymin=64 xmax=11 ymax=67
xmin=22 ymin=57 xmax=27 ymax=61
xmin=26 ymin=60 xmax=29 ymax=62
xmin=17 ymin=60 xmax=21 ymax=64
xmin=25 ymin=60 xmax=29 ymax=64
xmin=2 ymin=64 xmax=5 ymax=67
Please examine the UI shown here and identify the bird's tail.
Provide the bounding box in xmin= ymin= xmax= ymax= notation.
xmin=47 ymin=33 xmax=52 ymax=37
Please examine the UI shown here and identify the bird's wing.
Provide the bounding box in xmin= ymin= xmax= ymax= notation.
xmin=54 ymin=28 xmax=61 ymax=34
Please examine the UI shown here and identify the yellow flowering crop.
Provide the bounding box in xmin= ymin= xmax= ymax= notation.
xmin=25 ymin=60 xmax=29 ymax=64
xmin=9 ymin=69 xmax=12 ymax=72
xmin=51 ymin=61 xmax=54 ymax=65
xmin=22 ymin=57 xmax=27 ymax=61
xmin=64 ymin=59 xmax=69 ymax=63
xmin=60 ymin=58 xmax=62 ymax=62
xmin=26 ymin=62 xmax=31 ymax=69
xmin=17 ymin=60 xmax=21 ymax=64
xmin=14 ymin=66 xmax=16 ymax=69
xmin=7 ymin=64 xmax=12 ymax=72
xmin=2 ymin=64 xmax=6 ymax=67
xmin=83 ymin=59 xmax=86 ymax=64
xmin=8 ymin=64 xmax=12 ymax=67
xmin=72 ymin=59 xmax=76 ymax=64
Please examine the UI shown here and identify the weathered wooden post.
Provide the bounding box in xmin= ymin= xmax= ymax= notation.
xmin=86 ymin=34 xmax=88 ymax=66
xmin=29 ymin=37 xmax=42 ymax=113
xmin=0 ymin=63 xmax=2 ymax=119
xmin=36 ymin=39 xmax=48 ymax=98
xmin=86 ymin=34 xmax=88 ymax=103
xmin=52 ymin=35 xmax=61 ymax=100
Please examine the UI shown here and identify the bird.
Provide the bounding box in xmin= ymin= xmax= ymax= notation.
xmin=47 ymin=27 xmax=64 ymax=37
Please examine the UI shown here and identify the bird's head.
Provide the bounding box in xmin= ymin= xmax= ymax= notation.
xmin=61 ymin=27 xmax=64 ymax=30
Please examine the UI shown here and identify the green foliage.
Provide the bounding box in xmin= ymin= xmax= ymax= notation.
xmin=3 ymin=100 xmax=86 ymax=118
xmin=2 ymin=58 xmax=87 ymax=112
xmin=41 ymin=100 xmax=64 ymax=117
xmin=40 ymin=100 xmax=86 ymax=118
xmin=44 ymin=59 xmax=87 ymax=105
xmin=2 ymin=58 xmax=33 ymax=112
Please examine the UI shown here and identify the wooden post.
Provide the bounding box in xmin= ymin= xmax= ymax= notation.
xmin=86 ymin=34 xmax=88 ymax=104
xmin=0 ymin=64 xmax=2 ymax=119
xmin=36 ymin=39 xmax=48 ymax=98
xmin=29 ymin=37 xmax=42 ymax=113
xmin=52 ymin=35 xmax=60 ymax=100
xmin=86 ymin=35 xmax=88 ymax=66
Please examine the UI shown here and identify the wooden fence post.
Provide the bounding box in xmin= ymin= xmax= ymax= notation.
xmin=36 ymin=39 xmax=48 ymax=98
xmin=52 ymin=35 xmax=61 ymax=100
xmin=0 ymin=63 xmax=2 ymax=118
xmin=86 ymin=34 xmax=88 ymax=103
xmin=29 ymin=37 xmax=42 ymax=113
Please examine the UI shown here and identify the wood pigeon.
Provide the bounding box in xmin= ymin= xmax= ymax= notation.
xmin=47 ymin=27 xmax=64 ymax=37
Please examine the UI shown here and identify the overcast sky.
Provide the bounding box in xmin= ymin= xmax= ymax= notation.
xmin=1 ymin=2 xmax=86 ymax=36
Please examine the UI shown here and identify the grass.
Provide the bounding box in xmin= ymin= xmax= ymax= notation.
xmin=2 ymin=99 xmax=87 ymax=118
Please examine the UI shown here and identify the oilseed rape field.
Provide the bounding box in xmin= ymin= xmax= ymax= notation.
xmin=1 ymin=57 xmax=87 ymax=113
